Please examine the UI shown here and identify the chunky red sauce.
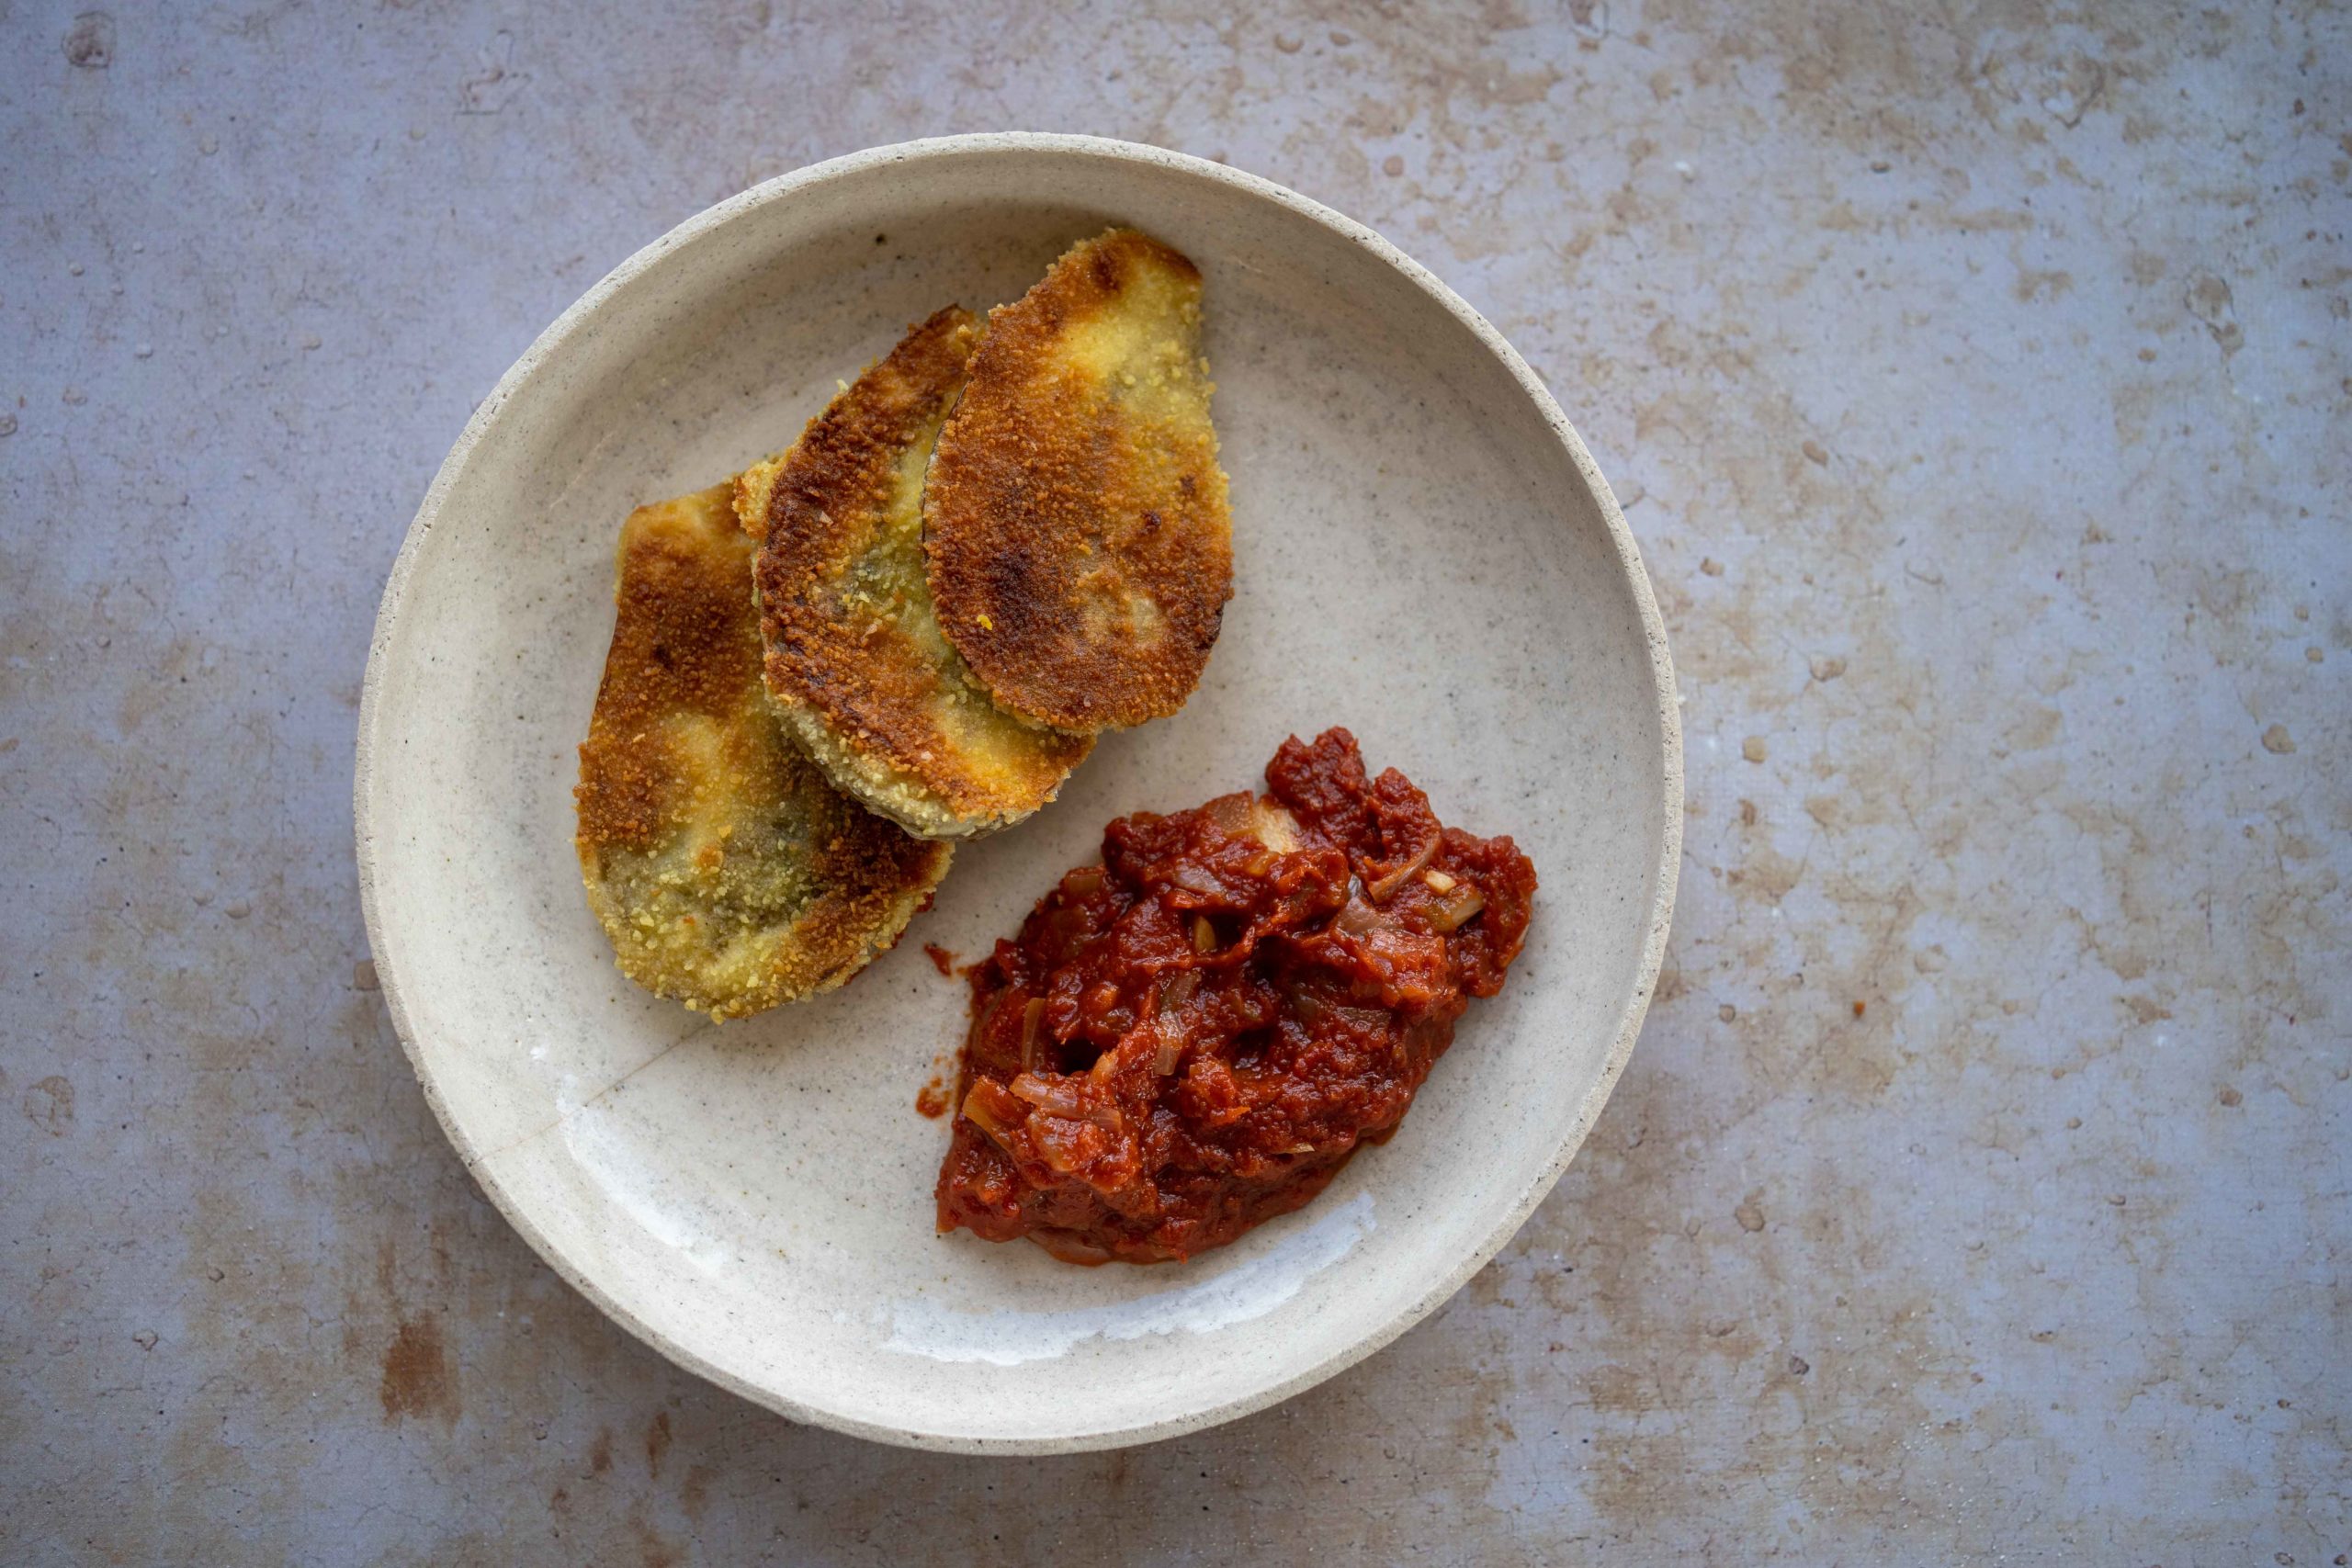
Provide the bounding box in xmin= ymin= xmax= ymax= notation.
xmin=934 ymin=728 xmax=1538 ymax=1264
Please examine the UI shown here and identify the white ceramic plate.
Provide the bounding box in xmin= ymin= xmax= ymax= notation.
xmin=356 ymin=134 xmax=1679 ymax=1453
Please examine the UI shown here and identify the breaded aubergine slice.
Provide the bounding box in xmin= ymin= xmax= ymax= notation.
xmin=575 ymin=481 xmax=951 ymax=1020
xmin=922 ymin=228 xmax=1233 ymax=733
xmin=740 ymin=306 xmax=1092 ymax=839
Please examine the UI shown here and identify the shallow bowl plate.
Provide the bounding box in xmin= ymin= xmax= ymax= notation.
xmin=356 ymin=133 xmax=1679 ymax=1453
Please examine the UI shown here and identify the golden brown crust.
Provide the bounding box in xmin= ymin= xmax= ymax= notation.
xmin=575 ymin=484 xmax=758 ymax=856
xmin=576 ymin=482 xmax=951 ymax=1020
xmin=746 ymin=308 xmax=1092 ymax=838
xmin=922 ymin=229 xmax=1234 ymax=732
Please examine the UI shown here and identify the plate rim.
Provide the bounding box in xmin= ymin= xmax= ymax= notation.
xmin=353 ymin=130 xmax=1683 ymax=1454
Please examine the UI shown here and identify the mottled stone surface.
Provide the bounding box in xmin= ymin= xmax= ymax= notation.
xmin=2 ymin=1 xmax=2345 ymax=1562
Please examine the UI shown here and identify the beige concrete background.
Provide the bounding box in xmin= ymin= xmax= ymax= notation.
xmin=2 ymin=0 xmax=2345 ymax=1562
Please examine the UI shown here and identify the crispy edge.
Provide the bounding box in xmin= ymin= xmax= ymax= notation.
xmin=575 ymin=483 xmax=756 ymax=859
xmin=922 ymin=229 xmax=1235 ymax=733
xmin=574 ymin=481 xmax=952 ymax=1019
xmin=745 ymin=308 xmax=1091 ymax=838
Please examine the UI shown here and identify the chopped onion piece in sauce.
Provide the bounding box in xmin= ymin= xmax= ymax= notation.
xmin=1204 ymin=794 xmax=1253 ymax=835
xmin=1011 ymin=1071 xmax=1123 ymax=1130
xmin=960 ymin=1089 xmax=1018 ymax=1154
xmin=1247 ymin=800 xmax=1303 ymax=852
xmin=1365 ymin=835 xmax=1438 ymax=901
xmin=1153 ymin=1019 xmax=1184 ymax=1076
xmin=1009 ymin=1071 xmax=1081 ymax=1116
xmin=1429 ymin=886 xmax=1487 ymax=932
xmin=1018 ymin=997 xmax=1046 ymax=1072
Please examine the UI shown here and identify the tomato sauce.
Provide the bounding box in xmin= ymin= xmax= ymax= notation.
xmin=933 ymin=728 xmax=1538 ymax=1264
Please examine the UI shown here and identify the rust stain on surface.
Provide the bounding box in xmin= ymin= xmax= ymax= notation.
xmin=628 ymin=1516 xmax=683 ymax=1568
xmin=679 ymin=1463 xmax=714 ymax=1519
xmin=643 ymin=1409 xmax=672 ymax=1476
xmin=379 ymin=1314 xmax=459 ymax=1424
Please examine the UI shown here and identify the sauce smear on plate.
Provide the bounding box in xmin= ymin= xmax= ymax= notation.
xmin=935 ymin=728 xmax=1537 ymax=1264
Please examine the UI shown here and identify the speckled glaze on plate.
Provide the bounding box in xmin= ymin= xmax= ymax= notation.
xmin=355 ymin=133 xmax=1680 ymax=1454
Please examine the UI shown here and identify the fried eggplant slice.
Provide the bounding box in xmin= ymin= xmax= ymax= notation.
xmin=576 ymin=481 xmax=951 ymax=1020
xmin=922 ymin=229 xmax=1233 ymax=733
xmin=742 ymin=308 xmax=1093 ymax=838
